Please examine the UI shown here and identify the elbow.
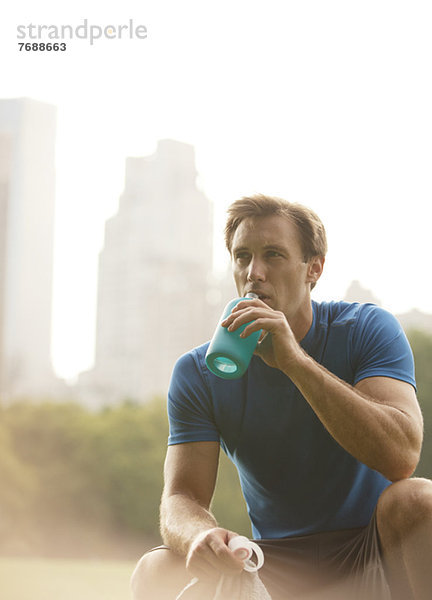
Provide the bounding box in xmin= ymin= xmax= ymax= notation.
xmin=383 ymin=425 xmax=423 ymax=482
xmin=388 ymin=467 xmax=416 ymax=483
xmin=385 ymin=449 xmax=421 ymax=483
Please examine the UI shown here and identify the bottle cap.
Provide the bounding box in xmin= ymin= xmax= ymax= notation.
xmin=228 ymin=536 xmax=265 ymax=572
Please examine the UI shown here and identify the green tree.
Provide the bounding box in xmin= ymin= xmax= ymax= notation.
xmin=409 ymin=330 xmax=432 ymax=478
xmin=0 ymin=420 xmax=37 ymax=537
xmin=212 ymin=451 xmax=251 ymax=536
xmin=88 ymin=399 xmax=168 ymax=534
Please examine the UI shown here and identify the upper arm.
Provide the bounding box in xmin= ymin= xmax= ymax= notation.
xmin=163 ymin=441 xmax=220 ymax=509
xmin=352 ymin=305 xmax=416 ymax=389
xmin=167 ymin=351 xmax=220 ymax=445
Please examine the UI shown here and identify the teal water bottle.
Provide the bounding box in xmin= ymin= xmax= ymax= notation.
xmin=205 ymin=293 xmax=262 ymax=379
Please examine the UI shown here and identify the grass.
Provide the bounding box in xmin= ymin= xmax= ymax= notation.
xmin=0 ymin=556 xmax=136 ymax=600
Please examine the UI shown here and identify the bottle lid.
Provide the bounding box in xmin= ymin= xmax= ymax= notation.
xmin=228 ymin=536 xmax=265 ymax=572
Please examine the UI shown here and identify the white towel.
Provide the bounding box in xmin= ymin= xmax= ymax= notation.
xmin=176 ymin=571 xmax=272 ymax=600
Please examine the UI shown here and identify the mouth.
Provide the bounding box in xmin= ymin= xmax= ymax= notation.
xmin=246 ymin=290 xmax=271 ymax=303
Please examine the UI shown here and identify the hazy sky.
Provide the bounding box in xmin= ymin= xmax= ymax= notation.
xmin=1 ymin=1 xmax=431 ymax=380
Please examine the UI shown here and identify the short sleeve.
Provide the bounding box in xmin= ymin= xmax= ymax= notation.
xmin=350 ymin=305 xmax=416 ymax=389
xmin=167 ymin=350 xmax=220 ymax=445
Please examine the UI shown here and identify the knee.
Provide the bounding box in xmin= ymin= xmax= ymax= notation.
xmin=377 ymin=477 xmax=432 ymax=541
xmin=130 ymin=548 xmax=188 ymax=600
xmin=130 ymin=553 xmax=153 ymax=600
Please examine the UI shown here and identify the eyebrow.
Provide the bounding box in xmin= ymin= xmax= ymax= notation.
xmin=232 ymin=244 xmax=289 ymax=254
xmin=262 ymin=244 xmax=288 ymax=253
xmin=232 ymin=246 xmax=248 ymax=254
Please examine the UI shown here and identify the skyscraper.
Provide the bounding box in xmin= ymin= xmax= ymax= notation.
xmin=79 ymin=139 xmax=215 ymax=405
xmin=0 ymin=98 xmax=57 ymax=401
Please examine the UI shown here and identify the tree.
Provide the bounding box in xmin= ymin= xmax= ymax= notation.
xmin=408 ymin=330 xmax=432 ymax=478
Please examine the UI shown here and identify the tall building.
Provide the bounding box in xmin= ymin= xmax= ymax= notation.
xmin=344 ymin=280 xmax=382 ymax=306
xmin=0 ymin=98 xmax=58 ymax=402
xmin=79 ymin=140 xmax=216 ymax=405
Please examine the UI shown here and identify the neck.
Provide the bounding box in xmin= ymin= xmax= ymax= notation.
xmin=287 ymin=299 xmax=313 ymax=342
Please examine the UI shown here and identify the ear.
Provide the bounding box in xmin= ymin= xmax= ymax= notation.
xmin=306 ymin=256 xmax=325 ymax=285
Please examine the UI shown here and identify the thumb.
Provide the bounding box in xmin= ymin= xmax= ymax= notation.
xmin=255 ymin=331 xmax=271 ymax=353
xmin=233 ymin=547 xmax=249 ymax=560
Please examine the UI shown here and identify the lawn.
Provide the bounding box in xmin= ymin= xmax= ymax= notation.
xmin=0 ymin=557 xmax=136 ymax=600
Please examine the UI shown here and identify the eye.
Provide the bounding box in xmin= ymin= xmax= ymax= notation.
xmin=266 ymin=250 xmax=282 ymax=258
xmin=234 ymin=252 xmax=250 ymax=263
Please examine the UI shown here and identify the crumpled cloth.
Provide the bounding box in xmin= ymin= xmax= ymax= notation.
xmin=176 ymin=571 xmax=272 ymax=600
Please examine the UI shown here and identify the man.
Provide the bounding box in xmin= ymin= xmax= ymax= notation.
xmin=131 ymin=195 xmax=432 ymax=599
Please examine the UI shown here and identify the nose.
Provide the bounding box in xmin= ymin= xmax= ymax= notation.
xmin=247 ymin=256 xmax=266 ymax=282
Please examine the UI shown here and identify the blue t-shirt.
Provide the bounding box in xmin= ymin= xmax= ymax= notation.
xmin=167 ymin=301 xmax=416 ymax=539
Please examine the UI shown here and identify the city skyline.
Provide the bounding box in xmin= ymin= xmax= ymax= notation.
xmin=77 ymin=139 xmax=218 ymax=406
xmin=0 ymin=98 xmax=59 ymax=399
xmin=1 ymin=2 xmax=431 ymax=380
xmin=0 ymin=105 xmax=430 ymax=397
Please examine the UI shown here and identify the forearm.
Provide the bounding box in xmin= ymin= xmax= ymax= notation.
xmin=286 ymin=352 xmax=421 ymax=481
xmin=160 ymin=492 xmax=218 ymax=557
xmin=226 ymin=297 xmax=422 ymax=480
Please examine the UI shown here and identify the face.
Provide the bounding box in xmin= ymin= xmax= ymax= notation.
xmin=230 ymin=215 xmax=324 ymax=321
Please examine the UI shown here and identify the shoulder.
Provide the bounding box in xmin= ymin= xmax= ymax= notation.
xmin=170 ymin=341 xmax=250 ymax=405
xmin=167 ymin=342 xmax=220 ymax=444
xmin=173 ymin=342 xmax=210 ymax=373
xmin=168 ymin=343 xmax=213 ymax=413
xmin=346 ymin=304 xmax=415 ymax=386
xmin=170 ymin=342 xmax=211 ymax=393
xmin=352 ymin=303 xmax=405 ymax=342
xmin=314 ymin=299 xmax=359 ymax=319
xmin=313 ymin=300 xmax=409 ymax=357
xmin=313 ymin=300 xmax=400 ymax=333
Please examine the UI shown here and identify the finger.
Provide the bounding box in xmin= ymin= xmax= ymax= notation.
xmin=241 ymin=313 xmax=289 ymax=340
xmin=221 ymin=304 xmax=255 ymax=327
xmin=231 ymin=299 xmax=261 ymax=312
xmin=188 ymin=535 xmax=244 ymax=579
xmin=221 ymin=312 xmax=248 ymax=330
xmin=239 ymin=315 xmax=277 ymax=337
xmin=254 ymin=332 xmax=272 ymax=356
xmin=208 ymin=537 xmax=245 ymax=572
xmin=258 ymin=331 xmax=270 ymax=344
xmin=221 ymin=299 xmax=264 ymax=326
xmin=225 ymin=307 xmax=268 ymax=332
xmin=187 ymin=542 xmax=220 ymax=580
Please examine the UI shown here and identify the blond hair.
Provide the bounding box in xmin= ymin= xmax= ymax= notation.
xmin=224 ymin=194 xmax=328 ymax=261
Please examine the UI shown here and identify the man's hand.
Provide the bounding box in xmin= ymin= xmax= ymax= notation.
xmin=186 ymin=527 xmax=246 ymax=581
xmin=221 ymin=298 xmax=304 ymax=373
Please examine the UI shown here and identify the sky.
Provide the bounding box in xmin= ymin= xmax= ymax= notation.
xmin=1 ymin=1 xmax=431 ymax=380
